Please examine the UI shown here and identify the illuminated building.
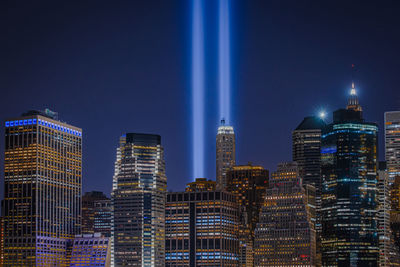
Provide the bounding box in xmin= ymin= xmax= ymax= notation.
xmin=165 ymin=178 xmax=239 ymax=266
xmin=377 ymin=162 xmax=392 ymax=267
xmin=391 ymin=176 xmax=400 ymax=253
xmin=320 ymin=84 xmax=379 ymax=266
xmin=186 ymin=178 xmax=216 ymax=192
xmin=2 ymin=109 xmax=82 ymax=266
xmin=0 ymin=215 xmax=4 ymax=266
xmin=216 ymin=119 xmax=236 ymax=189
xmin=93 ymin=198 xmax=112 ymax=237
xmin=226 ymin=164 xmax=269 ymax=266
xmin=111 ymin=133 xmax=166 ymax=266
xmin=385 ymin=111 xmax=400 ymax=181
xmin=69 ymin=233 xmax=111 ymax=267
xmin=82 ymin=191 xmax=109 ymax=235
xmin=254 ymin=162 xmax=316 ymax=266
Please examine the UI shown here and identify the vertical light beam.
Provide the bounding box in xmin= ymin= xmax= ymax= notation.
xmin=192 ymin=0 xmax=205 ymax=179
xmin=219 ymin=0 xmax=231 ymax=124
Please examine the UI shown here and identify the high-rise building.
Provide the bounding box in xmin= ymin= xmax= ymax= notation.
xmin=165 ymin=178 xmax=239 ymax=266
xmin=2 ymin=109 xmax=82 ymax=266
xmin=111 ymin=133 xmax=166 ymax=266
xmin=70 ymin=233 xmax=111 ymax=267
xmin=292 ymin=115 xmax=325 ymax=265
xmin=82 ymin=191 xmax=109 ymax=235
xmin=93 ymin=198 xmax=112 ymax=237
xmin=216 ymin=119 xmax=236 ymax=189
xmin=377 ymin=162 xmax=392 ymax=267
xmin=391 ymin=176 xmax=400 ymax=253
xmin=385 ymin=111 xmax=400 ymax=181
xmin=254 ymin=162 xmax=316 ymax=266
xmin=226 ymin=164 xmax=269 ymax=266
xmin=321 ymin=84 xmax=379 ymax=266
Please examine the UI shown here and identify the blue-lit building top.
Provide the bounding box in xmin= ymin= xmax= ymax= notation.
xmin=321 ymin=89 xmax=379 ymax=266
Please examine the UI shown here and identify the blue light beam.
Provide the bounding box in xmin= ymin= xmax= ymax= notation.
xmin=192 ymin=0 xmax=205 ymax=179
xmin=218 ymin=0 xmax=231 ymax=125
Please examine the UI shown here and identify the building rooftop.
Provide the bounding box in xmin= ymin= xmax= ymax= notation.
xmin=295 ymin=116 xmax=326 ymax=131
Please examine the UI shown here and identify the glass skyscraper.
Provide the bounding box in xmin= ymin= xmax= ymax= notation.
xmin=2 ymin=109 xmax=82 ymax=266
xmin=111 ymin=133 xmax=166 ymax=266
xmin=385 ymin=111 xmax=400 ymax=181
xmin=321 ymin=85 xmax=379 ymax=266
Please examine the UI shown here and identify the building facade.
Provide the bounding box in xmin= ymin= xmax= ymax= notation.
xmin=226 ymin=164 xmax=269 ymax=266
xmin=321 ymin=86 xmax=379 ymax=266
xmin=82 ymin=191 xmax=109 ymax=235
xmin=385 ymin=111 xmax=400 ymax=181
xmin=166 ymin=178 xmax=239 ymax=266
xmin=111 ymin=133 xmax=166 ymax=266
xmin=254 ymin=162 xmax=316 ymax=266
xmin=93 ymin=198 xmax=112 ymax=237
xmin=216 ymin=119 xmax=236 ymax=189
xmin=70 ymin=233 xmax=111 ymax=267
xmin=2 ymin=110 xmax=82 ymax=266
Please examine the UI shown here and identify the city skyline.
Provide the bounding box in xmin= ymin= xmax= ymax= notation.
xmin=2 ymin=0 xmax=400 ymax=198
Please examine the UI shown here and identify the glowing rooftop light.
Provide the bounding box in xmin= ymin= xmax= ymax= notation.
xmin=319 ymin=111 xmax=326 ymax=119
xmin=350 ymin=88 xmax=356 ymax=96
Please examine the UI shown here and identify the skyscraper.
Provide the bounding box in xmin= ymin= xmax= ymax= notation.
xmin=111 ymin=133 xmax=166 ymax=266
xmin=254 ymin=162 xmax=316 ymax=266
xmin=292 ymin=115 xmax=325 ymax=264
xmin=226 ymin=164 xmax=269 ymax=266
xmin=2 ymin=109 xmax=82 ymax=266
xmin=321 ymin=84 xmax=379 ymax=266
xmin=216 ymin=119 xmax=236 ymax=189
xmin=93 ymin=198 xmax=112 ymax=238
xmin=165 ymin=178 xmax=239 ymax=266
xmin=82 ymin=191 xmax=109 ymax=235
xmin=385 ymin=111 xmax=400 ymax=181
xmin=70 ymin=233 xmax=111 ymax=267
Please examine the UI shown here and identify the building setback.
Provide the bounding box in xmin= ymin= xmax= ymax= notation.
xmin=321 ymin=83 xmax=379 ymax=266
xmin=166 ymin=178 xmax=240 ymax=266
xmin=216 ymin=119 xmax=236 ymax=189
xmin=254 ymin=162 xmax=316 ymax=266
xmin=2 ymin=109 xmax=82 ymax=266
xmin=226 ymin=164 xmax=269 ymax=267
xmin=111 ymin=133 xmax=166 ymax=266
xmin=69 ymin=233 xmax=111 ymax=267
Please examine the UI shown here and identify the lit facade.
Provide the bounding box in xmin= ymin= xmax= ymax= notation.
xmin=254 ymin=162 xmax=316 ymax=266
xmin=216 ymin=119 xmax=236 ymax=189
xmin=82 ymin=191 xmax=109 ymax=235
xmin=2 ymin=110 xmax=82 ymax=266
xmin=377 ymin=164 xmax=391 ymax=267
xmin=385 ymin=111 xmax=400 ymax=181
xmin=226 ymin=164 xmax=269 ymax=266
xmin=69 ymin=233 xmax=111 ymax=267
xmin=321 ymin=87 xmax=379 ymax=266
xmin=93 ymin=198 xmax=112 ymax=237
xmin=111 ymin=133 xmax=166 ymax=266
xmin=391 ymin=176 xmax=400 ymax=254
xmin=165 ymin=178 xmax=240 ymax=266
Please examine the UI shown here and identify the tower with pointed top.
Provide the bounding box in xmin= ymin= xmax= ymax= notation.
xmin=320 ymin=76 xmax=379 ymax=266
xmin=216 ymin=119 xmax=236 ymax=189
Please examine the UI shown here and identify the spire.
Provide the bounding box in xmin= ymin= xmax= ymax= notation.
xmin=347 ymin=64 xmax=362 ymax=112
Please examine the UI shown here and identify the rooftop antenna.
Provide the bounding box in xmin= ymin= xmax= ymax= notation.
xmin=220 ymin=118 xmax=225 ymax=126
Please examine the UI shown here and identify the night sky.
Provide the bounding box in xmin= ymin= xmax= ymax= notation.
xmin=1 ymin=0 xmax=400 ymax=197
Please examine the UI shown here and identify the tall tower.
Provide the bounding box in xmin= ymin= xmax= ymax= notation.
xmin=82 ymin=191 xmax=109 ymax=235
xmin=2 ymin=110 xmax=82 ymax=266
xmin=321 ymin=82 xmax=379 ymax=266
xmin=226 ymin=164 xmax=269 ymax=267
xmin=216 ymin=119 xmax=236 ymax=189
xmin=254 ymin=162 xmax=316 ymax=266
xmin=385 ymin=111 xmax=400 ymax=181
xmin=111 ymin=133 xmax=166 ymax=266
xmin=292 ymin=116 xmax=325 ymax=264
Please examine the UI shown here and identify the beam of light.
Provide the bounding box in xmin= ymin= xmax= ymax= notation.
xmin=218 ymin=0 xmax=231 ymax=125
xmin=192 ymin=0 xmax=205 ymax=179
